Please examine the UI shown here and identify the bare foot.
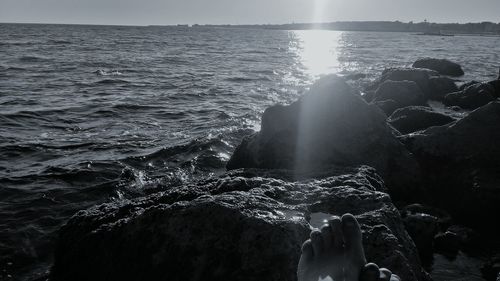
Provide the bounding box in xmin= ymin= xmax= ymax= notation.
xmin=297 ymin=214 xmax=366 ymax=281
xmin=360 ymin=263 xmax=401 ymax=281
xmin=297 ymin=214 xmax=401 ymax=281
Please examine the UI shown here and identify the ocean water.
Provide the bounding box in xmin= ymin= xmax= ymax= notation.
xmin=1 ymin=23 xmax=499 ymax=280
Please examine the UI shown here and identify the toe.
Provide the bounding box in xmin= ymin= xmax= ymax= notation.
xmin=328 ymin=216 xmax=343 ymax=250
xmin=379 ymin=268 xmax=392 ymax=281
xmin=360 ymin=263 xmax=379 ymax=281
xmin=341 ymin=214 xmax=365 ymax=258
xmin=297 ymin=240 xmax=314 ymax=281
xmin=310 ymin=230 xmax=323 ymax=257
xmin=320 ymin=224 xmax=333 ymax=250
xmin=390 ymin=274 xmax=401 ymax=281
xmin=301 ymin=239 xmax=314 ymax=261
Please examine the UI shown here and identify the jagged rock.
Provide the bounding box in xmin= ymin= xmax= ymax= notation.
xmin=373 ymin=81 xmax=426 ymax=109
xmin=227 ymin=75 xmax=420 ymax=197
xmin=50 ymin=167 xmax=429 ymax=281
xmin=412 ymin=58 xmax=464 ymax=77
xmin=366 ymin=68 xmax=437 ymax=99
xmin=428 ymin=76 xmax=459 ymax=100
xmin=388 ymin=106 xmax=455 ymax=134
xmin=444 ymin=82 xmax=498 ymax=110
xmin=401 ymin=101 xmax=500 ymax=230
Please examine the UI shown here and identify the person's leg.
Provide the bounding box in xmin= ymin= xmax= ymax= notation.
xmin=297 ymin=214 xmax=401 ymax=281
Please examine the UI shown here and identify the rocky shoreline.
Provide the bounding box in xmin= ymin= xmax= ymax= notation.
xmin=49 ymin=58 xmax=500 ymax=281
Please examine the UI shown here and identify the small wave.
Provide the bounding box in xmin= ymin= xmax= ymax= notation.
xmin=94 ymin=69 xmax=123 ymax=76
xmin=6 ymin=66 xmax=27 ymax=71
xmin=224 ymin=76 xmax=271 ymax=83
xmin=19 ymin=56 xmax=48 ymax=62
xmin=95 ymin=78 xmax=130 ymax=84
xmin=243 ymin=50 xmax=268 ymax=54
xmin=111 ymin=103 xmax=165 ymax=111
xmin=47 ymin=39 xmax=72 ymax=45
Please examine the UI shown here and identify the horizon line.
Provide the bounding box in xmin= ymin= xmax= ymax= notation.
xmin=2 ymin=19 xmax=500 ymax=28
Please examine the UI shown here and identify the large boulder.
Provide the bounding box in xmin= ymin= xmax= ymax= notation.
xmin=428 ymin=76 xmax=459 ymax=100
xmin=372 ymin=80 xmax=426 ymax=109
xmin=366 ymin=68 xmax=437 ymax=99
xmin=400 ymin=204 xmax=451 ymax=264
xmin=50 ymin=167 xmax=429 ymax=281
xmin=388 ymin=106 xmax=456 ymax=134
xmin=444 ymin=82 xmax=499 ymax=110
xmin=227 ymin=75 xmax=420 ymax=197
xmin=412 ymin=58 xmax=464 ymax=77
xmin=402 ymin=101 xmax=500 ymax=229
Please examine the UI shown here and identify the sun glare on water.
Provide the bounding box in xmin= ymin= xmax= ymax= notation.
xmin=292 ymin=30 xmax=342 ymax=78
xmin=288 ymin=0 xmax=342 ymax=79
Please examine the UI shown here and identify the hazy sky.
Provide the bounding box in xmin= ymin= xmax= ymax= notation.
xmin=1 ymin=0 xmax=499 ymax=26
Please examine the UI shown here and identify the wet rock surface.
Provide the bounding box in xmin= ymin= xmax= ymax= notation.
xmin=227 ymin=75 xmax=420 ymax=197
xmin=412 ymin=58 xmax=464 ymax=77
xmin=388 ymin=106 xmax=456 ymax=134
xmin=428 ymin=76 xmax=459 ymax=101
xmin=373 ymin=80 xmax=426 ymax=109
xmin=50 ymin=63 xmax=500 ymax=281
xmin=51 ymin=166 xmax=428 ymax=281
xmin=402 ymin=101 xmax=500 ymax=229
xmin=444 ymin=82 xmax=499 ymax=110
xmin=366 ymin=67 xmax=438 ymax=99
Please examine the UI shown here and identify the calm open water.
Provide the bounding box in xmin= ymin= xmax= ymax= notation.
xmin=1 ymin=23 xmax=499 ymax=280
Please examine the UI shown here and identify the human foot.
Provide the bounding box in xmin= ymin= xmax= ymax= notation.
xmin=297 ymin=214 xmax=366 ymax=281
xmin=297 ymin=214 xmax=401 ymax=281
xmin=360 ymin=263 xmax=401 ymax=281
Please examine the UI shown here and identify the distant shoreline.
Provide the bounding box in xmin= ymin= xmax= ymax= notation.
xmin=195 ymin=21 xmax=500 ymax=36
xmin=2 ymin=20 xmax=500 ymax=36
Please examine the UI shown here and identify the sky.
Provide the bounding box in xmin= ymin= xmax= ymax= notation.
xmin=0 ymin=0 xmax=499 ymax=26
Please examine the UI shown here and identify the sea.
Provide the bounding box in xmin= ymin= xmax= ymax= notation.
xmin=1 ymin=23 xmax=499 ymax=280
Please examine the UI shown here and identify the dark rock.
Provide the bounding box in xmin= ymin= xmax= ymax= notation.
xmin=388 ymin=106 xmax=455 ymax=134
xmin=428 ymin=76 xmax=459 ymax=100
xmin=401 ymin=211 xmax=439 ymax=263
xmin=227 ymin=75 xmax=421 ymax=198
xmin=373 ymin=80 xmax=426 ymax=109
xmin=367 ymin=68 xmax=436 ymax=99
xmin=400 ymin=204 xmax=452 ymax=264
xmin=444 ymin=82 xmax=498 ymax=110
xmin=401 ymin=101 xmax=500 ymax=230
xmin=489 ymin=79 xmax=500 ymax=95
xmin=412 ymin=58 xmax=464 ymax=77
xmin=458 ymin=80 xmax=480 ymax=91
xmin=373 ymin=99 xmax=400 ymax=116
xmin=434 ymin=232 xmax=460 ymax=256
xmin=51 ymin=167 xmax=429 ymax=281
xmin=482 ymin=255 xmax=500 ymax=281
xmin=401 ymin=204 xmax=452 ymax=226
xmin=446 ymin=225 xmax=480 ymax=251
